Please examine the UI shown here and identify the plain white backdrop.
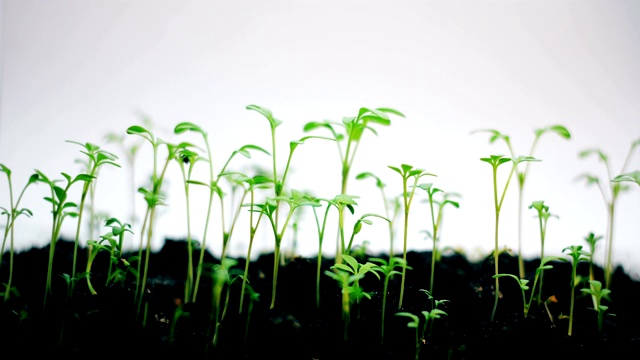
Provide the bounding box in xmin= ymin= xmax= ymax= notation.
xmin=1 ymin=0 xmax=639 ymax=276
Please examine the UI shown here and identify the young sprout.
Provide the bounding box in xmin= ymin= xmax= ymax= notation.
xmin=237 ymin=175 xmax=272 ymax=314
xmin=65 ymin=140 xmax=120 ymax=295
xmin=0 ymin=165 xmax=38 ymax=302
xmin=246 ymin=104 xmax=333 ymax=309
xmin=326 ymin=253 xmax=379 ymax=342
xmin=388 ymin=163 xmax=436 ymax=310
xmin=104 ymin=114 xmax=152 ymax=227
xmin=480 ymin=155 xmax=539 ymax=322
xmin=102 ymin=217 xmax=133 ymax=286
xmin=210 ymin=258 xmax=240 ymax=348
xmin=528 ymin=200 xmax=558 ymax=304
xmin=174 ymin=145 xmax=201 ymax=303
xmin=583 ymin=232 xmax=603 ymax=290
xmin=493 ymin=256 xmax=565 ymax=318
xmin=370 ymin=256 xmax=407 ymax=344
xmin=82 ymin=235 xmax=116 ymax=295
xmin=577 ymin=138 xmax=639 ymax=287
xmin=35 ymin=169 xmax=95 ymax=309
xmin=356 ymin=171 xmax=402 ymax=258
xmin=127 ymin=124 xmax=192 ymax=319
xmin=562 ymin=244 xmax=590 ymax=336
xmin=417 ymin=183 xmax=460 ymax=296
xmin=263 ymin=189 xmax=321 ymax=309
xmin=306 ymin=195 xmax=336 ymax=309
xmin=242 ymin=281 xmax=260 ymax=344
xmin=473 ymin=125 xmax=571 ymax=279
xmin=396 ymin=291 xmax=449 ymax=360
xmin=174 ymin=120 xmax=270 ymax=303
xmin=580 ymin=279 xmax=614 ymax=333
xmin=303 ymin=107 xmax=405 ymax=195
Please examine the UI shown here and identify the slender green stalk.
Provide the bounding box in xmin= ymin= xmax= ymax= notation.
xmin=577 ymin=139 xmax=639 ymax=287
xmin=473 ymin=126 xmax=571 ymax=278
xmin=389 ymin=164 xmax=436 ymax=310
xmin=480 ymin=155 xmax=538 ymax=322
xmin=0 ymin=165 xmax=38 ymax=302
xmin=563 ymin=244 xmax=589 ymax=336
xmin=528 ymin=200 xmax=557 ymax=304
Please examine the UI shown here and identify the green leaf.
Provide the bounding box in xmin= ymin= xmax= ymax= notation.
xmin=174 ymin=121 xmax=205 ymax=135
xmin=246 ymin=104 xmax=283 ymax=129
xmin=0 ymin=164 xmax=11 ymax=176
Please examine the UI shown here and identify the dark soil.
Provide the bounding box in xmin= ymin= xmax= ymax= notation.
xmin=1 ymin=238 xmax=640 ymax=359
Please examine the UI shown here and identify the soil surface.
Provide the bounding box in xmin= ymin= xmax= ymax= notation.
xmin=1 ymin=238 xmax=640 ymax=358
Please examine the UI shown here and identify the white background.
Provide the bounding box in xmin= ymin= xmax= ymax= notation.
xmin=1 ymin=0 xmax=639 ymax=277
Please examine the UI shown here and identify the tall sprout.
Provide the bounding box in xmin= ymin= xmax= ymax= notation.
xmin=35 ymin=169 xmax=94 ymax=309
xmin=65 ymin=141 xmax=120 ymax=295
xmin=480 ymin=155 xmax=538 ymax=322
xmin=528 ymin=200 xmax=558 ymax=305
xmin=576 ymin=138 xmax=639 ymax=288
xmin=127 ymin=124 xmax=191 ymax=320
xmin=303 ymin=107 xmax=404 ymax=263
xmin=417 ymin=183 xmax=460 ymax=297
xmin=388 ymin=163 xmax=436 ymax=310
xmin=473 ymin=125 xmax=571 ymax=279
xmin=174 ymin=121 xmax=270 ymax=303
xmin=0 ymin=165 xmax=38 ymax=302
xmin=246 ymin=104 xmax=332 ymax=309
xmin=356 ymin=171 xmax=401 ymax=259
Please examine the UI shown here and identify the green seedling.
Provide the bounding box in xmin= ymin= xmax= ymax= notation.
xmin=82 ymin=235 xmax=116 ymax=295
xmin=303 ymin=107 xmax=404 ymax=195
xmin=528 ymin=200 xmax=558 ymax=304
xmin=417 ymin=183 xmax=460 ymax=297
xmin=370 ymin=256 xmax=407 ymax=344
xmin=102 ymin=217 xmax=133 ymax=286
xmin=493 ymin=256 xmax=565 ymax=318
xmin=356 ymin=171 xmax=402 ymax=259
xmin=210 ymin=258 xmax=240 ymax=348
xmin=307 ymin=195 xmax=335 ymax=309
xmin=246 ymin=104 xmax=333 ymax=309
xmin=388 ymin=163 xmax=436 ymax=310
xmin=577 ymin=138 xmax=639 ymax=287
xmin=583 ymin=232 xmax=603 ymax=309
xmin=174 ymin=120 xmax=271 ymax=303
xmin=65 ymin=140 xmax=120 ymax=295
xmin=473 ymin=125 xmax=571 ymax=279
xmin=0 ymin=165 xmax=38 ymax=302
xmin=263 ymin=189 xmax=320 ymax=309
xmin=581 ymin=279 xmax=614 ymax=333
xmin=35 ymin=169 xmax=94 ymax=309
xmin=127 ymin=124 xmax=192 ymax=319
xmin=242 ymin=281 xmax=260 ymax=344
xmin=396 ymin=292 xmax=449 ymax=360
xmin=104 ymin=114 xmax=153 ymax=227
xmin=304 ymin=107 xmax=402 ymax=279
xmin=480 ymin=155 xmax=539 ymax=322
xmin=236 ymin=175 xmax=272 ymax=314
xmin=326 ymin=253 xmax=379 ymax=342
xmin=174 ymin=145 xmax=200 ymax=304
xmin=562 ymin=244 xmax=590 ymax=336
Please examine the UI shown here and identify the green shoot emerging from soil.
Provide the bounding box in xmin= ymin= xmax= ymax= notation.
xmin=577 ymin=138 xmax=639 ymax=287
xmin=388 ymin=163 xmax=436 ymax=310
xmin=480 ymin=155 xmax=539 ymax=322
xmin=0 ymin=165 xmax=38 ymax=302
xmin=562 ymin=244 xmax=590 ymax=336
xmin=473 ymin=125 xmax=571 ymax=279
xmin=417 ymin=183 xmax=460 ymax=296
xmin=580 ymin=279 xmax=614 ymax=333
xmin=528 ymin=200 xmax=558 ymax=304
